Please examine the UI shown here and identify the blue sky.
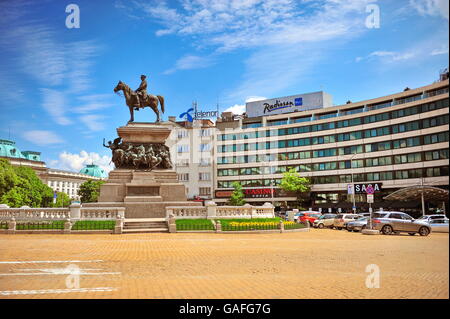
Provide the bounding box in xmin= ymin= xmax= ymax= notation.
xmin=0 ymin=0 xmax=448 ymax=173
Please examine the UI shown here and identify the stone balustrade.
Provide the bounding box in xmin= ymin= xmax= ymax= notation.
xmin=165 ymin=206 xmax=207 ymax=219
xmin=166 ymin=201 xmax=275 ymax=219
xmin=0 ymin=205 xmax=125 ymax=221
xmin=80 ymin=207 xmax=125 ymax=220
xmin=0 ymin=207 xmax=70 ymax=220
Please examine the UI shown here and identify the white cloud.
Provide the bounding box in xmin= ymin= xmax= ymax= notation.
xmin=245 ymin=96 xmax=266 ymax=102
xmin=72 ymin=94 xmax=114 ymax=114
xmin=40 ymin=88 xmax=72 ymax=125
xmin=0 ymin=5 xmax=102 ymax=126
xmin=223 ymin=96 xmax=267 ymax=114
xmin=49 ymin=150 xmax=113 ymax=173
xmin=163 ymin=55 xmax=214 ymax=74
xmin=431 ymin=45 xmax=449 ymax=55
xmin=79 ymin=115 xmax=106 ymax=132
xmin=410 ymin=0 xmax=449 ymax=20
xmin=224 ymin=104 xmax=246 ymax=114
xmin=135 ymin=0 xmax=371 ymax=51
xmin=22 ymin=130 xmax=64 ymax=146
xmin=128 ymin=0 xmax=372 ymax=98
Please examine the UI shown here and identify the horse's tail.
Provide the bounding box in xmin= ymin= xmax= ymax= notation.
xmin=157 ymin=95 xmax=165 ymax=114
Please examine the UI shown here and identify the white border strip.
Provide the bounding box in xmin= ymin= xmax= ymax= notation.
xmin=0 ymin=287 xmax=117 ymax=296
xmin=0 ymin=260 xmax=103 ymax=264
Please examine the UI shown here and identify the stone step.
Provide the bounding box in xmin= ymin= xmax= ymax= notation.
xmin=122 ymin=228 xmax=168 ymax=233
xmin=124 ymin=218 xmax=166 ymax=222
xmin=123 ymin=223 xmax=167 ymax=229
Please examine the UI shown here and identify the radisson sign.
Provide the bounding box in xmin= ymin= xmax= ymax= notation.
xmin=246 ymin=91 xmax=333 ymax=118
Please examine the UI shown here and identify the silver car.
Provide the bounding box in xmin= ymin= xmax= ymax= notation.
xmin=416 ymin=214 xmax=448 ymax=224
xmin=372 ymin=211 xmax=432 ymax=236
xmin=427 ymin=219 xmax=449 ymax=233
xmin=346 ymin=217 xmax=367 ymax=232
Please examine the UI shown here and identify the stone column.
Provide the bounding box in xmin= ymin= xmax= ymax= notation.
xmin=205 ymin=201 xmax=217 ymax=219
xmin=168 ymin=213 xmax=176 ymax=233
xmin=215 ymin=220 xmax=222 ymax=233
xmin=243 ymin=203 xmax=252 ymax=218
xmin=263 ymin=202 xmax=275 ymax=217
xmin=7 ymin=217 xmax=16 ymax=234
xmin=117 ymin=207 xmax=126 ymax=219
xmin=114 ymin=216 xmax=123 ymax=234
xmin=279 ymin=220 xmax=284 ymax=233
xmin=69 ymin=203 xmax=81 ymax=220
xmin=63 ymin=220 xmax=72 ymax=234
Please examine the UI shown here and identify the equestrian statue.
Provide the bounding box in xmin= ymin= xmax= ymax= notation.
xmin=113 ymin=75 xmax=165 ymax=123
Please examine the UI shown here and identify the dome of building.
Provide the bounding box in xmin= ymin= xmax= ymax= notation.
xmin=79 ymin=164 xmax=107 ymax=178
xmin=0 ymin=139 xmax=26 ymax=159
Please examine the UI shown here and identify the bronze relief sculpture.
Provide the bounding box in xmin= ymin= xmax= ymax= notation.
xmin=113 ymin=75 xmax=165 ymax=123
xmin=103 ymin=137 xmax=173 ymax=170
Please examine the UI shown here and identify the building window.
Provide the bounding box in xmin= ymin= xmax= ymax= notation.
xmin=199 ymin=129 xmax=211 ymax=137
xmin=199 ymin=187 xmax=211 ymax=196
xmin=199 ymin=173 xmax=211 ymax=181
xmin=178 ymin=173 xmax=189 ymax=181
xmin=177 ymin=145 xmax=189 ymax=153
xmin=177 ymin=130 xmax=188 ymax=138
xmin=200 ymin=158 xmax=210 ymax=166
xmin=199 ymin=143 xmax=211 ymax=152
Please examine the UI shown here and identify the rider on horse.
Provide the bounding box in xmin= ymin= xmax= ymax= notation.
xmin=134 ymin=74 xmax=148 ymax=111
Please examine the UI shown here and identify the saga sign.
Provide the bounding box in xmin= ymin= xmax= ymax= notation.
xmin=353 ymin=183 xmax=382 ymax=194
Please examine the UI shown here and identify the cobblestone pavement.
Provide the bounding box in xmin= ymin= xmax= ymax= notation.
xmin=0 ymin=229 xmax=448 ymax=299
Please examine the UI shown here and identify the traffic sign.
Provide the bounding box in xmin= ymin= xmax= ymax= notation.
xmin=366 ymin=185 xmax=375 ymax=195
xmin=367 ymin=194 xmax=374 ymax=203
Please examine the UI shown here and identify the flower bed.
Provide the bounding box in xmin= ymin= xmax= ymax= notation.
xmin=174 ymin=218 xmax=306 ymax=232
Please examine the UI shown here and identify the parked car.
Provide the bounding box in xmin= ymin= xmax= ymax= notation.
xmin=372 ymin=211 xmax=431 ymax=236
xmin=346 ymin=217 xmax=368 ymax=232
xmin=427 ymin=218 xmax=449 ymax=233
xmin=297 ymin=211 xmax=322 ymax=226
xmin=333 ymin=213 xmax=360 ymax=230
xmin=292 ymin=211 xmax=319 ymax=222
xmin=415 ymin=214 xmax=448 ymax=224
xmin=313 ymin=214 xmax=337 ymax=229
xmin=358 ymin=212 xmax=371 ymax=218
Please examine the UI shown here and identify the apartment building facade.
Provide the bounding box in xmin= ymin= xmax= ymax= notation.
xmin=164 ymin=118 xmax=215 ymax=200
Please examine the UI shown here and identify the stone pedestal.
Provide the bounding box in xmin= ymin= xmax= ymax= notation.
xmin=85 ymin=122 xmax=201 ymax=218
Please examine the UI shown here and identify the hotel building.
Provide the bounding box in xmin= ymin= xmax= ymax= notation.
xmin=214 ymin=77 xmax=449 ymax=213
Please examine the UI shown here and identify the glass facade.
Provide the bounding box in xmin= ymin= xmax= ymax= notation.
xmin=215 ymin=86 xmax=449 ymax=210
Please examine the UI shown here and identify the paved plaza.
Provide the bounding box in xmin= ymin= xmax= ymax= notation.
xmin=0 ymin=230 xmax=448 ymax=299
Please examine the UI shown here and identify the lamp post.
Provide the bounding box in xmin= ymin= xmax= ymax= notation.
xmin=350 ymin=152 xmax=358 ymax=213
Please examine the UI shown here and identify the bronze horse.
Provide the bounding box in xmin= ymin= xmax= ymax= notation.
xmin=113 ymin=81 xmax=165 ymax=122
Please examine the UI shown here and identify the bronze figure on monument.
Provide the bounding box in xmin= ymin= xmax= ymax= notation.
xmin=113 ymin=75 xmax=165 ymax=123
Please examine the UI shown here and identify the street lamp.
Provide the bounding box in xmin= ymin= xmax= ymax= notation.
xmin=350 ymin=152 xmax=358 ymax=213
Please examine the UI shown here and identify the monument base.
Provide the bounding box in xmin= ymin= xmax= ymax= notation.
xmin=87 ymin=122 xmax=202 ymax=219
xmin=84 ymin=168 xmax=201 ymax=218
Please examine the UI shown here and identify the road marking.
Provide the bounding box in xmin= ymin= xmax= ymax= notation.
xmin=0 ymin=260 xmax=103 ymax=264
xmin=0 ymin=287 xmax=117 ymax=296
xmin=0 ymin=272 xmax=121 ymax=276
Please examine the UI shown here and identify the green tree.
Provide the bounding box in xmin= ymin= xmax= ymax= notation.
xmin=50 ymin=192 xmax=71 ymax=207
xmin=229 ymin=182 xmax=246 ymax=206
xmin=279 ymin=168 xmax=311 ymax=206
xmin=0 ymin=158 xmax=53 ymax=207
xmin=78 ymin=180 xmax=105 ymax=203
